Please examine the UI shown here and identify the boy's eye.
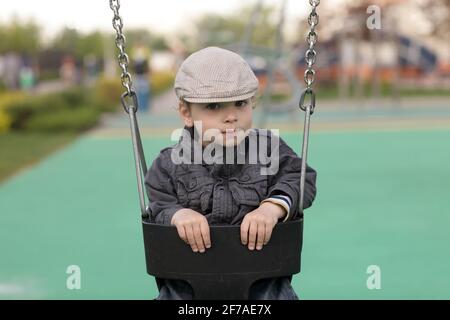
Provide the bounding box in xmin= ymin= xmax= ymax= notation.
xmin=205 ymin=103 xmax=221 ymax=110
xmin=235 ymin=100 xmax=248 ymax=108
xmin=204 ymin=100 xmax=248 ymax=110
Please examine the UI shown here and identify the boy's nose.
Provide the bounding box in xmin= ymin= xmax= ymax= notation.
xmin=223 ymin=108 xmax=238 ymax=123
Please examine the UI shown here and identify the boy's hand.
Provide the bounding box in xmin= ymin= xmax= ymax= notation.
xmin=240 ymin=202 xmax=286 ymax=251
xmin=171 ymin=208 xmax=211 ymax=253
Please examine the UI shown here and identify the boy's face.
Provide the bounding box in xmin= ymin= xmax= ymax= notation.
xmin=179 ymin=98 xmax=253 ymax=147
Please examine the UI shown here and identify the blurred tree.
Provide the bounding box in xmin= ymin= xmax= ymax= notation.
xmin=192 ymin=4 xmax=278 ymax=50
xmin=78 ymin=31 xmax=105 ymax=60
xmin=52 ymin=28 xmax=106 ymax=60
xmin=124 ymin=29 xmax=169 ymax=51
xmin=0 ymin=17 xmax=41 ymax=54
xmin=51 ymin=27 xmax=82 ymax=56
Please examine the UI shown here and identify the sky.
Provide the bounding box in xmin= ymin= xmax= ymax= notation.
xmin=0 ymin=0 xmax=325 ymax=39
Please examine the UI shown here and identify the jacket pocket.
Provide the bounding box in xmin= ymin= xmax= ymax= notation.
xmin=229 ymin=166 xmax=268 ymax=207
xmin=176 ymin=175 xmax=214 ymax=212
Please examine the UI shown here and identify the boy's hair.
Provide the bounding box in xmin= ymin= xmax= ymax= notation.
xmin=174 ymin=47 xmax=259 ymax=104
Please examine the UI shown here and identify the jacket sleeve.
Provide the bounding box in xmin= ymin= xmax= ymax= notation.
xmin=266 ymin=135 xmax=317 ymax=220
xmin=145 ymin=150 xmax=184 ymax=225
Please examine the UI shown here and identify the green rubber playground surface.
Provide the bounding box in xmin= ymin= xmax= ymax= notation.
xmin=1 ymin=129 xmax=450 ymax=299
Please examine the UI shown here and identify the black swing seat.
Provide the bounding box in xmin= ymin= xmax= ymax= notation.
xmin=142 ymin=219 xmax=303 ymax=300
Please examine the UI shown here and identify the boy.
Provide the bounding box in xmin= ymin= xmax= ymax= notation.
xmin=145 ymin=47 xmax=317 ymax=299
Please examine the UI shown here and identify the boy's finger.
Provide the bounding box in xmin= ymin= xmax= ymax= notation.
xmin=193 ymin=224 xmax=205 ymax=253
xmin=264 ymin=224 xmax=273 ymax=245
xmin=185 ymin=225 xmax=198 ymax=252
xmin=176 ymin=225 xmax=187 ymax=243
xmin=256 ymin=223 xmax=265 ymax=250
xmin=240 ymin=218 xmax=250 ymax=245
xmin=200 ymin=221 xmax=211 ymax=249
xmin=248 ymin=221 xmax=257 ymax=250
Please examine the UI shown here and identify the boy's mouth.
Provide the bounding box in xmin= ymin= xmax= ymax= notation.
xmin=222 ymin=129 xmax=237 ymax=137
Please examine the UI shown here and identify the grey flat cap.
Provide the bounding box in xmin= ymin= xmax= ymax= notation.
xmin=174 ymin=47 xmax=259 ymax=103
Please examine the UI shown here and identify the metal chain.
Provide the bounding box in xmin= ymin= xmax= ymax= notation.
xmin=109 ymin=0 xmax=139 ymax=114
xmin=299 ymin=0 xmax=320 ymax=114
xmin=304 ymin=0 xmax=319 ymax=89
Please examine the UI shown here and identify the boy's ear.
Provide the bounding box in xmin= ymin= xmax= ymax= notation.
xmin=178 ymin=101 xmax=193 ymax=127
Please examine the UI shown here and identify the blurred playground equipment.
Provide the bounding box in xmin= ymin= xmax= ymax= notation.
xmin=211 ymin=0 xmax=450 ymax=128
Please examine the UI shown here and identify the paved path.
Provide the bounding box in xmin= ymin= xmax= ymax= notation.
xmin=90 ymin=91 xmax=450 ymax=138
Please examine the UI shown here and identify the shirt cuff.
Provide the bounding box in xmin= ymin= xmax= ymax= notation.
xmin=260 ymin=194 xmax=292 ymax=222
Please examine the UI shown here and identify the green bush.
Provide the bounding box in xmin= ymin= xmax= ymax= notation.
xmin=0 ymin=81 xmax=6 ymax=93
xmin=3 ymin=87 xmax=106 ymax=133
xmin=5 ymin=98 xmax=36 ymax=130
xmin=0 ymin=92 xmax=26 ymax=133
xmin=59 ymin=87 xmax=89 ymax=107
xmin=0 ymin=110 xmax=11 ymax=133
xmin=94 ymin=77 xmax=122 ymax=113
xmin=6 ymin=94 xmax=71 ymax=130
xmin=25 ymin=107 xmax=100 ymax=133
xmin=1 ymin=81 xmax=147 ymax=134
xmin=0 ymin=92 xmax=27 ymax=111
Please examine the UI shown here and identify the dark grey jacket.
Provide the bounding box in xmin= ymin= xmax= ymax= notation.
xmin=145 ymin=127 xmax=317 ymax=224
xmin=144 ymin=127 xmax=317 ymax=300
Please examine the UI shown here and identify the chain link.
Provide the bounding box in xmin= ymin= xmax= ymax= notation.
xmin=109 ymin=0 xmax=134 ymax=97
xmin=304 ymin=0 xmax=320 ymax=89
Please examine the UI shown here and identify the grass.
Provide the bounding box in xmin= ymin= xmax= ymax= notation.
xmin=0 ymin=132 xmax=77 ymax=183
